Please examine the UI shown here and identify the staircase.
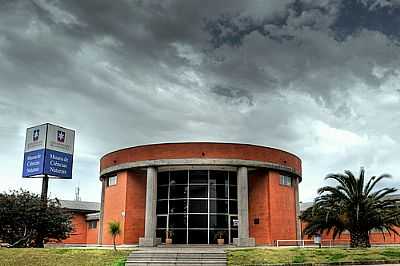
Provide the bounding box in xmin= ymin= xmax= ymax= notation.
xmin=125 ymin=248 xmax=227 ymax=266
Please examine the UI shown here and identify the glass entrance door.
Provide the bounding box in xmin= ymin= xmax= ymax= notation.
xmin=156 ymin=169 xmax=238 ymax=244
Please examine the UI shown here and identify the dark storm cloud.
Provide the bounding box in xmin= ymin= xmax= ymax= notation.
xmin=211 ymin=85 xmax=254 ymax=105
xmin=201 ymin=0 xmax=400 ymax=113
xmin=332 ymin=0 xmax=400 ymax=41
xmin=203 ymin=13 xmax=294 ymax=49
xmin=1 ymin=0 xmax=400 ymax=201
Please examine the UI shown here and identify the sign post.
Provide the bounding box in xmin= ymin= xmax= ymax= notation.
xmin=41 ymin=175 xmax=49 ymax=201
xmin=23 ymin=123 xmax=75 ymax=200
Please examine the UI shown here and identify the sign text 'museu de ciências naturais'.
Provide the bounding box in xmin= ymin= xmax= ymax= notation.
xmin=22 ymin=123 xmax=75 ymax=179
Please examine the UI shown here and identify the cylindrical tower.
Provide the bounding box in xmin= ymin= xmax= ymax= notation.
xmin=98 ymin=142 xmax=302 ymax=246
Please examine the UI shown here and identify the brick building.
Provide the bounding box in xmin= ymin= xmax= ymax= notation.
xmin=97 ymin=142 xmax=302 ymax=246
xmin=60 ymin=143 xmax=400 ymax=246
xmin=59 ymin=200 xmax=100 ymax=245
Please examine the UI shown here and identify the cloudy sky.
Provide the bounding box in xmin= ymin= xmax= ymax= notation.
xmin=1 ymin=0 xmax=400 ymax=203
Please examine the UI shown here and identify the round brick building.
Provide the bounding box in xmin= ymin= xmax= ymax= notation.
xmin=98 ymin=142 xmax=302 ymax=246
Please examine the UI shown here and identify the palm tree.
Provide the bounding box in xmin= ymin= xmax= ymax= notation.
xmin=108 ymin=221 xmax=121 ymax=251
xmin=300 ymin=168 xmax=400 ymax=248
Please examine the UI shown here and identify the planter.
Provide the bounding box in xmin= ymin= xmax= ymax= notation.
xmin=165 ymin=238 xmax=172 ymax=245
xmin=217 ymin=238 xmax=224 ymax=245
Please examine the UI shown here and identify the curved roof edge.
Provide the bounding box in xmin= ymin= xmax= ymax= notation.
xmin=100 ymin=142 xmax=302 ymax=162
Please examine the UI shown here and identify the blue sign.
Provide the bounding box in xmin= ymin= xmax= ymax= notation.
xmin=22 ymin=149 xmax=45 ymax=177
xmin=43 ymin=149 xmax=73 ymax=179
xmin=23 ymin=124 xmax=75 ymax=179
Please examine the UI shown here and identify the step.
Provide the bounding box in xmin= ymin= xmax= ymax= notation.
xmin=128 ymin=254 xmax=226 ymax=258
xmin=126 ymin=259 xmax=226 ymax=262
xmin=127 ymin=258 xmax=226 ymax=262
xmin=132 ymin=251 xmax=226 ymax=254
xmin=127 ymin=257 xmax=226 ymax=260
xmin=127 ymin=254 xmax=226 ymax=259
xmin=127 ymin=258 xmax=226 ymax=263
xmin=126 ymin=262 xmax=227 ymax=266
xmin=126 ymin=250 xmax=227 ymax=266
xmin=125 ymin=262 xmax=226 ymax=266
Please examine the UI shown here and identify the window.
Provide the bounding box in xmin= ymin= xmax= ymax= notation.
xmin=156 ymin=169 xmax=239 ymax=244
xmin=108 ymin=175 xmax=117 ymax=186
xmin=88 ymin=220 xmax=97 ymax=229
xmin=189 ymin=170 xmax=208 ymax=184
xmin=210 ymin=184 xmax=228 ymax=199
xmin=209 ymin=199 xmax=228 ymax=213
xmin=280 ymin=175 xmax=292 ymax=186
xmin=170 ymin=170 xmax=188 ymax=185
xmin=209 ymin=170 xmax=228 ymax=185
xmin=189 ymin=185 xmax=207 ymax=198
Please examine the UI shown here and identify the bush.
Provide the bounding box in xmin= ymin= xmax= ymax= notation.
xmin=0 ymin=189 xmax=73 ymax=247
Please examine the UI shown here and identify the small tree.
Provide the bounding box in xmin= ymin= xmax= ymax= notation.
xmin=108 ymin=221 xmax=121 ymax=251
xmin=0 ymin=189 xmax=72 ymax=247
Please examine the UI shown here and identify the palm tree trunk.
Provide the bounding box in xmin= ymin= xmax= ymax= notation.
xmin=113 ymin=235 xmax=116 ymax=251
xmin=35 ymin=237 xmax=44 ymax=248
xmin=350 ymin=230 xmax=370 ymax=248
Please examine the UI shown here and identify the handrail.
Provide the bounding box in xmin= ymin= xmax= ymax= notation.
xmin=276 ymin=239 xmax=333 ymax=247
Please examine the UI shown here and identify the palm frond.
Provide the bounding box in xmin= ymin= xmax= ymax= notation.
xmin=365 ymin=174 xmax=391 ymax=196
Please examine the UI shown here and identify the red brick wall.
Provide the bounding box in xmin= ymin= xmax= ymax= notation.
xmin=301 ymin=222 xmax=400 ymax=245
xmin=63 ymin=213 xmax=87 ymax=244
xmin=101 ymin=171 xmax=128 ymax=245
xmin=101 ymin=170 xmax=146 ymax=245
xmin=101 ymin=143 xmax=301 ymax=177
xmin=86 ymin=222 xmax=99 ymax=244
xmin=370 ymin=231 xmax=400 ymax=244
xmin=123 ymin=170 xmax=146 ymax=244
xmin=267 ymin=171 xmax=297 ymax=244
xmin=248 ymin=170 xmax=298 ymax=245
xmin=249 ymin=169 xmax=271 ymax=244
xmin=323 ymin=231 xmax=400 ymax=245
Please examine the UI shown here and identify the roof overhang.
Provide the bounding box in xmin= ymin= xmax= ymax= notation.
xmin=100 ymin=158 xmax=302 ymax=182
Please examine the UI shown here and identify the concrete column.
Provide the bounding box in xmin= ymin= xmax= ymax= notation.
xmin=233 ymin=167 xmax=255 ymax=247
xmin=294 ymin=177 xmax=302 ymax=242
xmin=139 ymin=167 xmax=158 ymax=247
xmin=98 ymin=178 xmax=106 ymax=245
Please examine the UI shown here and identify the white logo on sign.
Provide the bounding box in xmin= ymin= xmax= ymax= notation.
xmin=57 ymin=131 xmax=65 ymax=143
xmin=33 ymin=129 xmax=39 ymax=142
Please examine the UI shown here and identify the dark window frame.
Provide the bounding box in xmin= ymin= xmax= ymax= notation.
xmin=88 ymin=220 xmax=97 ymax=229
xmin=280 ymin=175 xmax=292 ymax=186
xmin=107 ymin=175 xmax=117 ymax=186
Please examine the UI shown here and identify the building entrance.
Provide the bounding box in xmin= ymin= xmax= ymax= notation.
xmin=156 ymin=169 xmax=238 ymax=244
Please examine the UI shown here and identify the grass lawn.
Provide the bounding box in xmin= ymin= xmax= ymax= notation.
xmin=227 ymin=247 xmax=400 ymax=265
xmin=0 ymin=248 xmax=132 ymax=266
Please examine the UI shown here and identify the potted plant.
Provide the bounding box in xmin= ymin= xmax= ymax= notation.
xmin=215 ymin=231 xmax=225 ymax=245
xmin=165 ymin=230 xmax=173 ymax=245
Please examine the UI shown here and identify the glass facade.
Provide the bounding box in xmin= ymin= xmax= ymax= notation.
xmin=156 ymin=169 xmax=238 ymax=244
